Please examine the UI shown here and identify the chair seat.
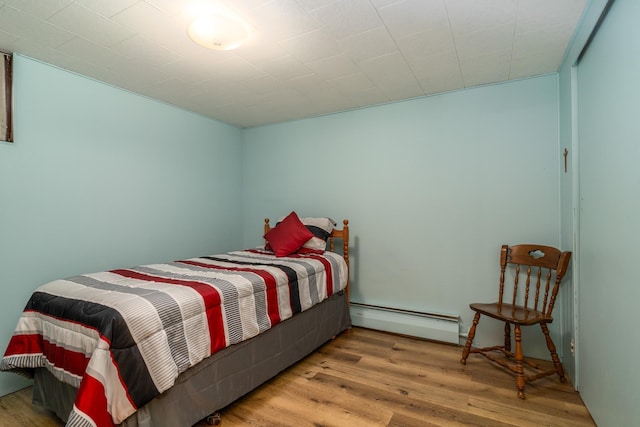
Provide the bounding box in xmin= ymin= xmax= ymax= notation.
xmin=470 ymin=302 xmax=552 ymax=326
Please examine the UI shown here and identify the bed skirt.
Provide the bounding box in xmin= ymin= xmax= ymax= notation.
xmin=32 ymin=291 xmax=351 ymax=427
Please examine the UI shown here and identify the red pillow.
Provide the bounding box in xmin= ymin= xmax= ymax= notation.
xmin=264 ymin=211 xmax=314 ymax=257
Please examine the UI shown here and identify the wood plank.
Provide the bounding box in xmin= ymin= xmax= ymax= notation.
xmin=0 ymin=327 xmax=596 ymax=427
xmin=0 ymin=387 xmax=63 ymax=427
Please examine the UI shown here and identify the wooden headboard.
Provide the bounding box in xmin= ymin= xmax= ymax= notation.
xmin=264 ymin=218 xmax=350 ymax=303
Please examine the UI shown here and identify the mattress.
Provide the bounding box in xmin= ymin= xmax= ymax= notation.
xmin=2 ymin=249 xmax=348 ymax=426
xmin=32 ymin=291 xmax=351 ymax=427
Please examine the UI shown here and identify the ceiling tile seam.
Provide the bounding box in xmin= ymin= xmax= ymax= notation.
xmin=53 ymin=1 xmax=147 ymax=44
xmin=507 ymin=0 xmax=521 ymax=80
xmin=37 ymin=1 xmax=72 ymax=21
xmin=273 ymin=32 xmax=381 ymax=99
xmin=39 ymin=5 xmax=136 ymax=54
xmin=368 ymin=1 xmax=425 ymax=96
xmin=30 ymin=16 xmax=76 ymax=51
xmin=441 ymin=0 xmax=465 ymax=88
xmin=108 ymin=3 xmax=180 ymax=53
xmin=141 ymin=0 xmax=171 ymax=16
xmin=57 ymin=35 xmax=171 ymax=84
xmin=7 ymin=1 xmax=64 ymax=21
xmin=1 ymin=3 xmax=73 ymax=50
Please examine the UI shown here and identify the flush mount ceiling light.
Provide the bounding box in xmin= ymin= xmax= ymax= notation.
xmin=187 ymin=6 xmax=252 ymax=51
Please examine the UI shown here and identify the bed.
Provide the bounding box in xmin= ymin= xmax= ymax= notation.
xmin=1 ymin=214 xmax=351 ymax=427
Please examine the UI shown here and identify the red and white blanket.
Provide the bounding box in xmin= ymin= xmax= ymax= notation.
xmin=1 ymin=249 xmax=348 ymax=426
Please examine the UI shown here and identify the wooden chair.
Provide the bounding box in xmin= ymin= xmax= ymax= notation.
xmin=460 ymin=244 xmax=572 ymax=399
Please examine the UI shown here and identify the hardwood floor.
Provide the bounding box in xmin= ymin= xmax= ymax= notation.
xmin=0 ymin=327 xmax=595 ymax=427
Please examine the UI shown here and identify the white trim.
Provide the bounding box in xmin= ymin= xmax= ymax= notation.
xmin=570 ymin=64 xmax=581 ymax=390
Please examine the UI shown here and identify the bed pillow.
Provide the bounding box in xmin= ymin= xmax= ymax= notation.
xmin=263 ymin=211 xmax=314 ymax=257
xmin=297 ymin=216 xmax=336 ymax=254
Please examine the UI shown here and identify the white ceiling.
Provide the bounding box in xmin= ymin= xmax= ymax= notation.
xmin=0 ymin=0 xmax=588 ymax=128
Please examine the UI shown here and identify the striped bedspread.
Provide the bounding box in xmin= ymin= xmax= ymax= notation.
xmin=1 ymin=249 xmax=348 ymax=426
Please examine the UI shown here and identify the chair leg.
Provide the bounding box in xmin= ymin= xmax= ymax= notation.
xmin=514 ymin=324 xmax=526 ymax=399
xmin=540 ymin=323 xmax=566 ymax=383
xmin=504 ymin=322 xmax=511 ymax=353
xmin=460 ymin=312 xmax=481 ymax=364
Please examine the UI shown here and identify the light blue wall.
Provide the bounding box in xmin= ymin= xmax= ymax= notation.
xmin=242 ymin=75 xmax=562 ymax=356
xmin=0 ymin=56 xmax=243 ymax=396
xmin=574 ymin=0 xmax=640 ymax=424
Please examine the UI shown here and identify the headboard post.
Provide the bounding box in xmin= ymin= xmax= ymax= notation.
xmin=342 ymin=219 xmax=350 ymax=305
xmin=327 ymin=219 xmax=350 ymax=305
xmin=264 ymin=218 xmax=270 ymax=239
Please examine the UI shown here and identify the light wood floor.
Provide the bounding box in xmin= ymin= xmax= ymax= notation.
xmin=0 ymin=327 xmax=595 ymax=427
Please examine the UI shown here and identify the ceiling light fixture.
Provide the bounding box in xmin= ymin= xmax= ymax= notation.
xmin=187 ymin=5 xmax=252 ymax=51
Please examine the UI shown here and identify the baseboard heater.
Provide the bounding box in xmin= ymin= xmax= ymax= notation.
xmin=350 ymin=302 xmax=460 ymax=344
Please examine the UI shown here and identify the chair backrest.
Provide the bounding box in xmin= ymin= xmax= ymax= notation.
xmin=498 ymin=244 xmax=572 ymax=317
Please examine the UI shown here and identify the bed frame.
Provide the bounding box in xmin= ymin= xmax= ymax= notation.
xmin=32 ymin=218 xmax=351 ymax=427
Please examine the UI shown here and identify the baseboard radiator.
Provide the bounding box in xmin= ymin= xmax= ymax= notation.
xmin=350 ymin=302 xmax=460 ymax=344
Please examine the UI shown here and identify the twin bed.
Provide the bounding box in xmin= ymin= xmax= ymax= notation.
xmin=1 ymin=215 xmax=351 ymax=427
